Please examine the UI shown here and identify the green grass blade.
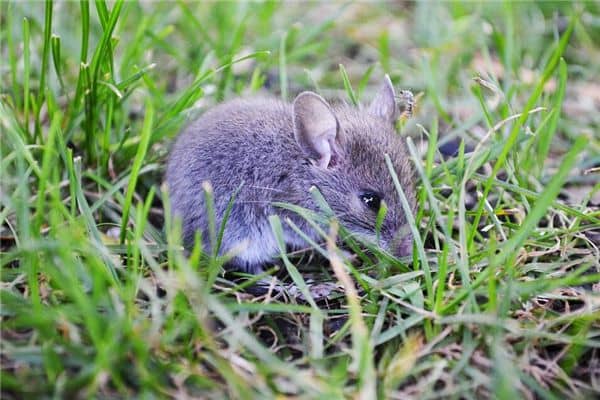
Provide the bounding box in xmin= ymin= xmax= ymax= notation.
xmin=385 ymin=154 xmax=433 ymax=307
xmin=36 ymin=0 xmax=53 ymax=132
xmin=339 ymin=63 xmax=358 ymax=106
xmin=536 ymin=58 xmax=568 ymax=175
xmin=119 ymin=99 xmax=154 ymax=244
xmin=279 ymin=31 xmax=288 ymax=100
xmin=22 ymin=17 xmax=31 ymax=140
xmin=269 ymin=215 xmax=321 ymax=311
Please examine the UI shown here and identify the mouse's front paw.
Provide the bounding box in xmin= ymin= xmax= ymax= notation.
xmin=284 ymin=281 xmax=339 ymax=302
xmin=308 ymin=282 xmax=339 ymax=300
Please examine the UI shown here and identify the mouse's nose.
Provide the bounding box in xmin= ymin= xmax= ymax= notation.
xmin=389 ymin=234 xmax=413 ymax=259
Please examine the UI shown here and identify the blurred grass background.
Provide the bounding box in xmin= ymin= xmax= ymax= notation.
xmin=1 ymin=1 xmax=599 ymax=398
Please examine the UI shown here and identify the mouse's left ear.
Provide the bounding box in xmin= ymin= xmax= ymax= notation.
xmin=369 ymin=74 xmax=398 ymax=125
xmin=293 ymin=92 xmax=340 ymax=169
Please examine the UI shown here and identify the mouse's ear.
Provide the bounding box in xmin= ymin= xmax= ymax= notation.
xmin=369 ymin=74 xmax=398 ymax=124
xmin=293 ymin=92 xmax=340 ymax=169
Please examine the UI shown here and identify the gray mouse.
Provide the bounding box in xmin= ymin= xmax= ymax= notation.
xmin=166 ymin=75 xmax=416 ymax=274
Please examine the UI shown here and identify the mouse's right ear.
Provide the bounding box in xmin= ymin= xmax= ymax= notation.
xmin=369 ymin=74 xmax=399 ymax=125
xmin=293 ymin=92 xmax=340 ymax=169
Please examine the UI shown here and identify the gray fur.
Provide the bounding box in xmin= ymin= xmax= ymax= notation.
xmin=166 ymin=76 xmax=416 ymax=274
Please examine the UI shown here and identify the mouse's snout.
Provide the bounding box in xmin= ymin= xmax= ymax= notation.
xmin=389 ymin=232 xmax=414 ymax=259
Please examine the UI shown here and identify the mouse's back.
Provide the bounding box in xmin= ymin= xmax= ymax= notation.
xmin=166 ymin=97 xmax=305 ymax=262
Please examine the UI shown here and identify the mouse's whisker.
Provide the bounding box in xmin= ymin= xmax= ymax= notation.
xmin=233 ymin=200 xmax=275 ymax=205
xmin=245 ymin=185 xmax=287 ymax=193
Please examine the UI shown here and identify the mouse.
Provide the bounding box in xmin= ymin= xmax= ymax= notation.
xmin=166 ymin=75 xmax=416 ymax=274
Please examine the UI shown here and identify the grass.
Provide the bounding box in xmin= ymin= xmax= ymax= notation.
xmin=1 ymin=1 xmax=599 ymax=398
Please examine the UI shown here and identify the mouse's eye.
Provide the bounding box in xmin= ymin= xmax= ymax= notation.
xmin=360 ymin=191 xmax=382 ymax=212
